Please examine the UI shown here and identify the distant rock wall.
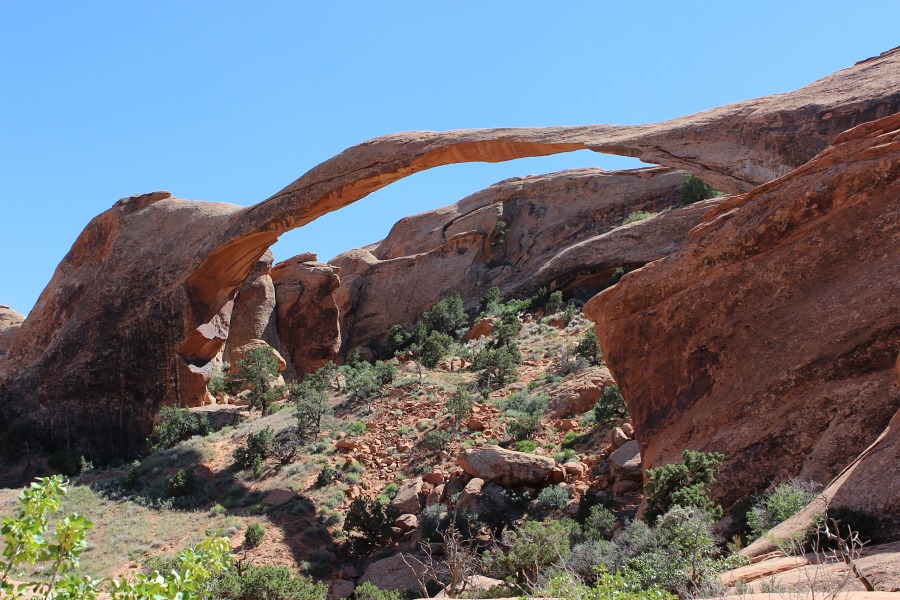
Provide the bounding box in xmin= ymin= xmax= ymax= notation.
xmin=585 ymin=113 xmax=900 ymax=513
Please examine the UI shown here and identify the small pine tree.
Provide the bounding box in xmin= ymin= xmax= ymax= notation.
xmin=226 ymin=347 xmax=281 ymax=416
xmin=644 ymin=450 xmax=725 ymax=523
xmin=574 ymin=329 xmax=603 ymax=366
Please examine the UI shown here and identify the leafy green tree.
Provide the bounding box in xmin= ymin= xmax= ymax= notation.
xmin=446 ymin=386 xmax=475 ymax=424
xmin=676 ymin=173 xmax=721 ymax=207
xmin=574 ymin=328 xmax=603 ymax=366
xmin=343 ymin=497 xmax=397 ymax=553
xmin=420 ymin=330 xmax=454 ymax=368
xmin=545 ymin=290 xmax=564 ymax=314
xmin=644 ymin=451 xmax=725 ymax=523
xmin=478 ymin=286 xmax=503 ymax=317
xmin=746 ymin=481 xmax=818 ymax=541
xmin=594 ymin=384 xmax=628 ymax=425
xmin=149 ymin=405 xmax=211 ymax=450
xmin=226 ymin=347 xmax=282 ymax=416
xmin=420 ymin=294 xmax=469 ymax=337
xmin=473 ymin=346 xmax=518 ymax=389
xmin=490 ymin=518 xmax=574 ymax=585
xmin=290 ymin=380 xmax=333 ymax=442
xmin=233 ymin=427 xmax=275 ymax=476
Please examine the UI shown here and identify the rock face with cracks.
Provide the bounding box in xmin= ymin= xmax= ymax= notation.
xmin=0 ymin=48 xmax=896 ymax=460
xmin=0 ymin=305 xmax=24 ymax=364
xmin=585 ymin=113 xmax=900 ymax=514
xmin=271 ymin=254 xmax=342 ymax=378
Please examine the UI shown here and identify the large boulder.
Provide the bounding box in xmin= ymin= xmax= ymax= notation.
xmin=390 ymin=477 xmax=424 ymax=515
xmin=1 ymin=49 xmax=895 ymax=461
xmin=222 ymin=250 xmax=280 ymax=366
xmin=358 ymin=553 xmax=427 ymax=594
xmin=271 ymin=254 xmax=342 ymax=378
xmin=457 ymin=446 xmax=555 ymax=486
xmin=585 ymin=113 xmax=900 ymax=515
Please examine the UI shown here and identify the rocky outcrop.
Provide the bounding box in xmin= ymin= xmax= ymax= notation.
xmin=271 ymin=254 xmax=342 ymax=377
xmin=222 ymin=250 xmax=278 ymax=365
xmin=585 ymin=113 xmax=900 ymax=514
xmin=0 ymin=305 xmax=24 ymax=363
xmin=330 ymin=167 xmax=715 ymax=353
xmin=457 ymin=445 xmax=556 ymax=486
xmin=1 ymin=49 xmax=895 ymax=460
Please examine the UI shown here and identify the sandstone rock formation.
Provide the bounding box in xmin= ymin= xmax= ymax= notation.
xmin=271 ymin=253 xmax=342 ymax=377
xmin=0 ymin=305 xmax=24 ymax=363
xmin=330 ymin=167 xmax=715 ymax=353
xmin=457 ymin=445 xmax=555 ymax=486
xmin=585 ymin=113 xmax=900 ymax=513
xmin=222 ymin=250 xmax=279 ymax=365
xmin=1 ymin=48 xmax=896 ymax=460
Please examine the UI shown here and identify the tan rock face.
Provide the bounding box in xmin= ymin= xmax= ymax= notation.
xmin=0 ymin=305 xmax=24 ymax=363
xmin=585 ymin=113 xmax=900 ymax=514
xmin=1 ymin=49 xmax=895 ymax=460
xmin=222 ymin=250 xmax=279 ymax=365
xmin=271 ymin=254 xmax=341 ymax=377
xmin=457 ymin=445 xmax=556 ymax=486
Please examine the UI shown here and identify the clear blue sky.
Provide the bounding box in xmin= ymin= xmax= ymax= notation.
xmin=2 ymin=2 xmax=898 ymax=315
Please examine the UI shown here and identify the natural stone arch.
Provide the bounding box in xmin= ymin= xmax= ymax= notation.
xmin=1 ymin=47 xmax=896 ymax=459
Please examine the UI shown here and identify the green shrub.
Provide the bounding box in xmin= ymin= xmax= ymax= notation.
xmin=622 ymin=210 xmax=656 ymax=225
xmin=233 ymin=427 xmax=274 ymax=476
xmin=446 ymin=386 xmax=475 ymax=423
xmin=538 ymin=570 xmax=674 ymax=600
xmin=478 ymin=286 xmax=504 ymax=317
xmin=676 ymin=173 xmax=721 ymax=207
xmin=583 ymin=504 xmax=619 ymax=540
xmin=343 ymin=360 xmax=397 ymax=401
xmin=620 ymin=506 xmax=726 ymax=594
xmin=244 ymin=523 xmax=266 ymax=549
xmin=573 ymin=328 xmax=602 ymax=366
xmin=343 ymin=497 xmax=396 ymax=553
xmin=536 ymin=486 xmax=569 ymax=510
xmin=545 ymin=290 xmax=564 ymax=314
xmin=211 ymin=564 xmax=327 ymax=600
xmin=490 ymin=518 xmax=574 ymax=584
xmin=746 ymin=480 xmax=818 ymax=540
xmin=419 ymin=504 xmax=449 ymax=541
xmin=291 ymin=381 xmax=333 ymax=442
xmin=515 ymin=440 xmax=536 ymax=453
xmin=421 ymin=294 xmax=469 ymax=338
xmin=166 ymin=468 xmax=196 ymax=498
xmin=420 ymin=330 xmax=454 ymax=368
xmin=473 ymin=346 xmax=519 ymax=389
xmin=353 ymin=581 xmax=406 ymax=600
xmin=347 ymin=420 xmax=368 ymax=436
xmin=593 ymin=384 xmax=628 ymax=425
xmin=148 ymin=405 xmax=211 ymax=450
xmin=210 ymin=503 xmax=227 ymax=517
xmin=208 ymin=363 xmax=227 ymax=397
xmin=316 ymin=465 xmax=337 ymax=488
xmin=644 ymin=450 xmax=724 ymax=523
xmin=376 ymin=482 xmax=399 ymax=505
xmin=423 ymin=429 xmax=451 ymax=451
xmin=226 ymin=347 xmax=282 ymax=415
xmin=501 ymin=392 xmax=548 ymax=441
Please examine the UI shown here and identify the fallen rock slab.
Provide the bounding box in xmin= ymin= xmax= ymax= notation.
xmin=457 ymin=446 xmax=555 ymax=486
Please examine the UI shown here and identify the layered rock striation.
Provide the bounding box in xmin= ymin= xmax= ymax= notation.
xmin=585 ymin=113 xmax=900 ymax=513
